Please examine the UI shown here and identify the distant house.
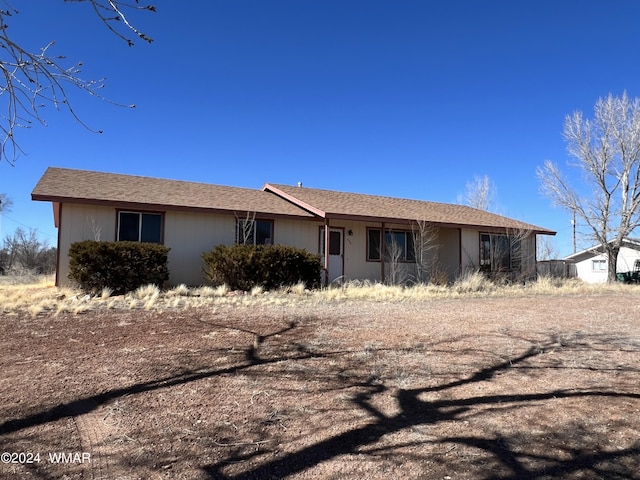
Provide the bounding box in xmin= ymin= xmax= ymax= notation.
xmin=32 ymin=167 xmax=555 ymax=287
xmin=564 ymin=238 xmax=640 ymax=283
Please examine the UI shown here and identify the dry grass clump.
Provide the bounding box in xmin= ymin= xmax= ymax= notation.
xmin=0 ymin=276 xmax=73 ymax=316
xmin=526 ymin=275 xmax=630 ymax=295
xmin=250 ymin=285 xmax=264 ymax=296
xmin=318 ymin=275 xmax=488 ymax=302
xmin=188 ymin=285 xmax=229 ymax=298
xmin=0 ymin=273 xmax=55 ymax=286
xmin=100 ymin=286 xmax=113 ymax=299
xmin=289 ymin=281 xmax=308 ymax=295
xmin=166 ymin=283 xmax=190 ymax=297
xmin=127 ymin=284 xmax=161 ymax=310
xmin=452 ymin=270 xmax=497 ymax=295
xmin=1 ymin=273 xmax=639 ymax=316
xmin=133 ymin=284 xmax=161 ymax=300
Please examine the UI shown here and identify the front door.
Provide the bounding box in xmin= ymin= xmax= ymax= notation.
xmin=320 ymin=228 xmax=344 ymax=283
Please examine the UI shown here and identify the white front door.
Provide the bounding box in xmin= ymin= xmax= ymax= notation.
xmin=321 ymin=228 xmax=344 ymax=283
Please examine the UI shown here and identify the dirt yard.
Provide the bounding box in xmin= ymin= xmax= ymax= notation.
xmin=1 ymin=291 xmax=639 ymax=479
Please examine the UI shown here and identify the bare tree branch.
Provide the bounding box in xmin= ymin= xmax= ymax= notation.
xmin=66 ymin=0 xmax=156 ymax=47
xmin=0 ymin=1 xmax=155 ymax=166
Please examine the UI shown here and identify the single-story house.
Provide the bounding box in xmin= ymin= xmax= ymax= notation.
xmin=32 ymin=167 xmax=556 ymax=287
xmin=564 ymin=238 xmax=640 ymax=283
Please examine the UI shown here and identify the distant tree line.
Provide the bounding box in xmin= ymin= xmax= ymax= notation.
xmin=0 ymin=228 xmax=56 ymax=275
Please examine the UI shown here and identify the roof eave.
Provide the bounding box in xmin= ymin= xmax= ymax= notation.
xmin=323 ymin=212 xmax=555 ymax=234
xmin=565 ymin=238 xmax=640 ymax=261
xmin=31 ymin=195 xmax=315 ymax=220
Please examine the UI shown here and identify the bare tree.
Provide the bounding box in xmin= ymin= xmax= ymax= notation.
xmin=236 ymin=212 xmax=256 ymax=245
xmin=86 ymin=215 xmax=102 ymax=241
xmin=508 ymin=227 xmax=536 ymax=280
xmin=536 ymin=235 xmax=558 ymax=261
xmin=411 ymin=219 xmax=440 ymax=284
xmin=2 ymin=227 xmax=56 ymax=273
xmin=463 ymin=174 xmax=497 ymax=211
xmin=537 ymin=92 xmax=640 ymax=283
xmin=384 ymin=232 xmax=409 ymax=286
xmin=0 ymin=1 xmax=155 ymax=165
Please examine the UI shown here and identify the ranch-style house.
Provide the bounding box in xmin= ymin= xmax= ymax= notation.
xmin=32 ymin=167 xmax=556 ymax=287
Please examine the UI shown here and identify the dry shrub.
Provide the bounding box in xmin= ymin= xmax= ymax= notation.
xmin=452 ymin=270 xmax=496 ymax=294
xmin=527 ymin=275 xmax=631 ymax=295
xmin=530 ymin=275 xmax=575 ymax=293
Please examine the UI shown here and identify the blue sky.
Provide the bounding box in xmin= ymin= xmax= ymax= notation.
xmin=1 ymin=1 xmax=639 ymax=257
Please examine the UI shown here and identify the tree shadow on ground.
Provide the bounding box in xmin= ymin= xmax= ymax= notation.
xmin=0 ymin=318 xmax=323 ymax=437
xmin=202 ymin=334 xmax=640 ymax=479
xmin=1 ymin=317 xmax=639 ymax=479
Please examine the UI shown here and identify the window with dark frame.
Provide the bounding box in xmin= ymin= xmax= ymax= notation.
xmin=479 ymin=233 xmax=521 ymax=272
xmin=237 ymin=219 xmax=273 ymax=245
xmin=366 ymin=228 xmax=415 ymax=262
xmin=117 ymin=212 xmax=162 ymax=243
xmin=368 ymin=229 xmax=382 ymax=260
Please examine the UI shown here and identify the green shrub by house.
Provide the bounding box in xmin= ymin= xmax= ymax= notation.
xmin=68 ymin=241 xmax=170 ymax=295
xmin=202 ymin=244 xmax=321 ymax=291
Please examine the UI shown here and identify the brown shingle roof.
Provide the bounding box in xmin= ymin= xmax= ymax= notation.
xmin=31 ymin=167 xmax=314 ymax=218
xmin=31 ymin=167 xmax=555 ymax=235
xmin=264 ymin=183 xmax=555 ymax=234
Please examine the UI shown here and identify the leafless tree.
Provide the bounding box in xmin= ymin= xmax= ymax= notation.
xmin=384 ymin=232 xmax=409 ymax=286
xmin=536 ymin=235 xmax=558 ymax=261
xmin=508 ymin=227 xmax=536 ymax=280
xmin=1 ymin=227 xmax=56 ymax=273
xmin=411 ymin=219 xmax=440 ymax=284
xmin=0 ymin=1 xmax=155 ymax=166
xmin=236 ymin=212 xmax=256 ymax=245
xmin=86 ymin=215 xmax=102 ymax=241
xmin=463 ymin=174 xmax=497 ymax=211
xmin=537 ymin=92 xmax=640 ymax=283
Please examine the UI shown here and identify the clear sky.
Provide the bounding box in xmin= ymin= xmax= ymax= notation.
xmin=1 ymin=0 xmax=639 ymax=257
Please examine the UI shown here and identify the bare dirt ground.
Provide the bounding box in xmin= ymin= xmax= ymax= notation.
xmin=1 ymin=291 xmax=639 ymax=479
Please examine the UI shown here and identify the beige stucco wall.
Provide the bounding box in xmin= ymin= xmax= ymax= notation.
xmin=164 ymin=211 xmax=235 ymax=285
xmin=460 ymin=228 xmax=480 ymax=273
xmin=58 ymin=203 xmax=117 ymax=286
xmin=436 ymin=227 xmax=461 ymax=281
xmin=55 ymin=203 xmax=537 ymax=288
xmin=271 ymin=218 xmax=323 ymax=252
xmin=57 ymin=205 xmax=236 ymax=287
xmin=56 ymin=205 xmax=325 ymax=287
